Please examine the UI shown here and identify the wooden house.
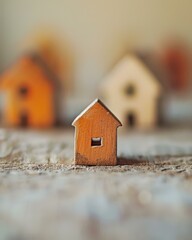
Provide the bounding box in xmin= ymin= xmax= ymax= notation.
xmin=101 ymin=54 xmax=162 ymax=129
xmin=72 ymin=99 xmax=122 ymax=166
xmin=160 ymin=41 xmax=190 ymax=92
xmin=0 ymin=53 xmax=59 ymax=127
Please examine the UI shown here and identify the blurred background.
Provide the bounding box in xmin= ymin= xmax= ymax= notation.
xmin=1 ymin=3 xmax=192 ymax=240
xmin=0 ymin=0 xmax=192 ymax=127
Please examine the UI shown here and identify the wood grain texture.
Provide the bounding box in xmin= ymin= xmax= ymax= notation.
xmin=72 ymin=99 xmax=122 ymax=166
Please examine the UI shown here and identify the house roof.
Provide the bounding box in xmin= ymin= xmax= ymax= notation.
xmin=72 ymin=99 xmax=122 ymax=126
xmin=24 ymin=52 xmax=61 ymax=89
xmin=135 ymin=51 xmax=170 ymax=90
xmin=101 ymin=53 xmax=162 ymax=97
xmin=0 ymin=52 xmax=61 ymax=89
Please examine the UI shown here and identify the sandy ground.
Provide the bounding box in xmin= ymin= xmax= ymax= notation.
xmin=0 ymin=128 xmax=192 ymax=240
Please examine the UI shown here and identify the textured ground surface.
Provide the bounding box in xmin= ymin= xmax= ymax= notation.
xmin=0 ymin=128 xmax=192 ymax=240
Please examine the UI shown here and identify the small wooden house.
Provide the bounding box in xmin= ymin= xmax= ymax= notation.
xmin=0 ymin=53 xmax=59 ymax=127
xmin=72 ymin=99 xmax=122 ymax=166
xmin=101 ymin=54 xmax=162 ymax=129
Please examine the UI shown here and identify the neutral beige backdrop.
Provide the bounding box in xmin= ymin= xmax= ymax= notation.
xmin=0 ymin=0 xmax=191 ymax=107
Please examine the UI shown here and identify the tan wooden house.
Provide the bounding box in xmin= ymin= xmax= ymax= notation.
xmin=101 ymin=54 xmax=162 ymax=129
xmin=72 ymin=99 xmax=122 ymax=166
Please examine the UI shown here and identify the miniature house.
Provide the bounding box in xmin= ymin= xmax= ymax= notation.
xmin=0 ymin=53 xmax=59 ymax=127
xmin=72 ymin=99 xmax=122 ymax=166
xmin=101 ymin=54 xmax=162 ymax=129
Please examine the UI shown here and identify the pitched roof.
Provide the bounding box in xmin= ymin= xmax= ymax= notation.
xmin=24 ymin=52 xmax=61 ymax=89
xmin=72 ymin=99 xmax=122 ymax=126
xmin=135 ymin=51 xmax=169 ymax=90
xmin=101 ymin=54 xmax=162 ymax=97
xmin=0 ymin=52 xmax=61 ymax=89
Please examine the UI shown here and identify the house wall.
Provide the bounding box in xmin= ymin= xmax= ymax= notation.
xmin=0 ymin=59 xmax=55 ymax=127
xmin=0 ymin=0 xmax=192 ymax=121
xmin=106 ymin=96 xmax=158 ymax=129
xmin=75 ymin=122 xmax=117 ymax=165
xmin=4 ymin=83 xmax=55 ymax=127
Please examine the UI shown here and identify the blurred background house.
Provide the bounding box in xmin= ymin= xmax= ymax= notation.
xmin=101 ymin=54 xmax=162 ymax=130
xmin=0 ymin=0 xmax=192 ymax=127
xmin=0 ymin=53 xmax=61 ymax=128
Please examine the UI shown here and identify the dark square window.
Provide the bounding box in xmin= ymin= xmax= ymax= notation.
xmin=91 ymin=137 xmax=102 ymax=147
xmin=18 ymin=87 xmax=29 ymax=97
xmin=125 ymin=84 xmax=135 ymax=96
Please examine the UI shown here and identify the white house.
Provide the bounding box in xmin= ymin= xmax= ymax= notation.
xmin=101 ymin=54 xmax=162 ymax=129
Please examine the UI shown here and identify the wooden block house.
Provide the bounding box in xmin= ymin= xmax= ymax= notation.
xmin=0 ymin=53 xmax=60 ymax=127
xmin=101 ymin=54 xmax=162 ymax=129
xmin=72 ymin=99 xmax=122 ymax=166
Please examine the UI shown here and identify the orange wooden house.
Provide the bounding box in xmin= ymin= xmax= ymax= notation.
xmin=72 ymin=99 xmax=122 ymax=166
xmin=0 ymin=53 xmax=59 ymax=127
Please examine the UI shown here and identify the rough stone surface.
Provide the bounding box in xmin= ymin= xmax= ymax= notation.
xmin=0 ymin=128 xmax=192 ymax=240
